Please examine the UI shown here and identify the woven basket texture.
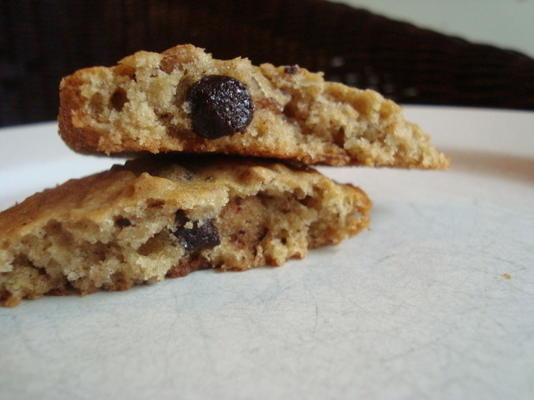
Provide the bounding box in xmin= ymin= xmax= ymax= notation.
xmin=1 ymin=0 xmax=533 ymax=126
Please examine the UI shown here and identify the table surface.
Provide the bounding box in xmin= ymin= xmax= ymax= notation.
xmin=0 ymin=106 xmax=533 ymax=400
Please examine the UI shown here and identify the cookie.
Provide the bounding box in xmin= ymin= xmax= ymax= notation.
xmin=0 ymin=155 xmax=371 ymax=307
xmin=59 ymin=44 xmax=449 ymax=169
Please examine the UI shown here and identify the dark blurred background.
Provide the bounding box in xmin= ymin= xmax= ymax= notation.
xmin=1 ymin=0 xmax=534 ymax=127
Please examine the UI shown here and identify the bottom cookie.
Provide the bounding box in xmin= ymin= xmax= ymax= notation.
xmin=0 ymin=155 xmax=371 ymax=307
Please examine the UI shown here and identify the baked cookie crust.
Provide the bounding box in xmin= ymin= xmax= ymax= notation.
xmin=59 ymin=44 xmax=449 ymax=169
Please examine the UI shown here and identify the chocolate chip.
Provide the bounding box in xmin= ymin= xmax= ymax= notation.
xmin=173 ymin=211 xmax=220 ymax=251
xmin=284 ymin=65 xmax=300 ymax=74
xmin=115 ymin=217 xmax=131 ymax=227
xmin=187 ymin=75 xmax=254 ymax=139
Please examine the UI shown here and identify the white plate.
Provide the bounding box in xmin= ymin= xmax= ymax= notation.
xmin=1 ymin=106 xmax=533 ymax=399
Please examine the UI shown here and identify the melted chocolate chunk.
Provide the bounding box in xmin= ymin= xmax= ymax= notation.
xmin=187 ymin=75 xmax=254 ymax=139
xmin=173 ymin=211 xmax=220 ymax=251
xmin=115 ymin=217 xmax=131 ymax=227
xmin=284 ymin=65 xmax=300 ymax=74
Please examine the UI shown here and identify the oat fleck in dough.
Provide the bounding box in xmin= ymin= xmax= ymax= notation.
xmin=0 ymin=156 xmax=371 ymax=307
xmin=59 ymin=44 xmax=449 ymax=169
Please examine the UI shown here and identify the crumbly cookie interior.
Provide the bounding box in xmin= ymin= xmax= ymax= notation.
xmin=0 ymin=158 xmax=370 ymax=306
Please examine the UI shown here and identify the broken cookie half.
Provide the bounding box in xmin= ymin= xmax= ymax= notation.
xmin=0 ymin=156 xmax=371 ymax=307
xmin=59 ymin=44 xmax=449 ymax=169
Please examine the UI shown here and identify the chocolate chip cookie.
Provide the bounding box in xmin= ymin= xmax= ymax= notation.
xmin=59 ymin=44 xmax=448 ymax=169
xmin=0 ymin=155 xmax=371 ymax=307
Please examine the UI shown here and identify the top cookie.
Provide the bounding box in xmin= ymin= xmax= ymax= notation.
xmin=59 ymin=44 xmax=449 ymax=168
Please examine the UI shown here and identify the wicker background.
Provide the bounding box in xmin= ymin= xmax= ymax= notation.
xmin=1 ymin=0 xmax=533 ymax=126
